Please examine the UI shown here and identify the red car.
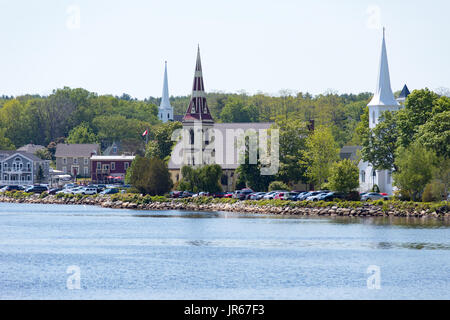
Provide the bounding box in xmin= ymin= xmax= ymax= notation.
xmin=223 ymin=192 xmax=233 ymax=198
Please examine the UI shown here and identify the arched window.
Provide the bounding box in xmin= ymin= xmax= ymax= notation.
xmin=189 ymin=129 xmax=194 ymax=145
xmin=361 ymin=170 xmax=366 ymax=183
xmin=167 ymin=113 xmax=170 ymax=119
xmin=372 ymin=111 xmax=376 ymax=124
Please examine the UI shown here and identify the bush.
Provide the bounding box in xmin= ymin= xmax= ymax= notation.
xmin=422 ymin=180 xmax=446 ymax=202
xmin=268 ymin=181 xmax=289 ymax=191
xmin=371 ymin=184 xmax=380 ymax=193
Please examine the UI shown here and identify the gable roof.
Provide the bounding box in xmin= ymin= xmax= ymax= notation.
xmin=55 ymin=144 xmax=100 ymax=158
xmin=339 ymin=146 xmax=362 ymax=161
xmin=0 ymin=150 xmax=44 ymax=162
xmin=17 ymin=144 xmax=46 ymax=154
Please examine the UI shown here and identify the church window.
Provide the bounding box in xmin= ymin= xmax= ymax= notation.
xmin=361 ymin=170 xmax=366 ymax=183
xmin=372 ymin=111 xmax=376 ymax=124
xmin=189 ymin=129 xmax=194 ymax=145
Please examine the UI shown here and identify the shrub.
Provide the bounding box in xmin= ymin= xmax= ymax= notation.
xmin=422 ymin=180 xmax=446 ymax=202
xmin=268 ymin=181 xmax=289 ymax=191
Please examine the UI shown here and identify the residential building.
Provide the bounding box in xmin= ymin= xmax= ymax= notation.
xmin=17 ymin=144 xmax=46 ymax=154
xmin=90 ymin=155 xmax=135 ymax=183
xmin=55 ymin=144 xmax=100 ymax=178
xmin=0 ymin=151 xmax=50 ymax=185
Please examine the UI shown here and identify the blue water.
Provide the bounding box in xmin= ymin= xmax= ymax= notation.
xmin=0 ymin=202 xmax=449 ymax=299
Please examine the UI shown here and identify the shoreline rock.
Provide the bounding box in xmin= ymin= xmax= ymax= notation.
xmin=0 ymin=194 xmax=448 ymax=219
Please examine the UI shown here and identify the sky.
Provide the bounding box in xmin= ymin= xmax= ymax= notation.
xmin=0 ymin=0 xmax=448 ymax=99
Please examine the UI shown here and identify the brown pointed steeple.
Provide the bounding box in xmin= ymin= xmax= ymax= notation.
xmin=183 ymin=46 xmax=214 ymax=123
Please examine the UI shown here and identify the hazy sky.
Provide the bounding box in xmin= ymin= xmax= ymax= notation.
xmin=0 ymin=0 xmax=448 ymax=99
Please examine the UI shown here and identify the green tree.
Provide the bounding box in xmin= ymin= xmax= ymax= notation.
xmin=126 ymin=156 xmax=173 ymax=195
xmin=327 ymin=159 xmax=359 ymax=193
xmin=416 ymin=111 xmax=450 ymax=159
xmin=145 ymin=121 xmax=182 ymax=160
xmin=36 ymin=165 xmax=45 ymax=184
xmin=220 ymin=96 xmax=259 ymax=123
xmin=268 ymin=181 xmax=289 ymax=191
xmin=0 ymin=128 xmax=15 ymax=150
xmin=178 ymin=164 xmax=223 ymax=193
xmin=35 ymin=148 xmax=53 ymax=160
xmin=303 ymin=126 xmax=339 ymax=188
xmin=393 ymin=142 xmax=437 ymax=201
xmin=360 ymin=110 xmax=400 ymax=171
xmin=274 ymin=118 xmax=308 ymax=186
xmin=67 ymin=123 xmax=98 ymax=144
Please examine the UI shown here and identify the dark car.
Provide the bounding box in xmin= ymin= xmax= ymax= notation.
xmin=47 ymin=188 xmax=63 ymax=195
xmin=237 ymin=188 xmax=254 ymax=200
xmin=1 ymin=185 xmax=25 ymax=192
xmin=320 ymin=192 xmax=345 ymax=201
xmin=180 ymin=191 xmax=194 ymax=198
xmin=100 ymin=188 xmax=119 ymax=195
xmin=212 ymin=192 xmax=226 ymax=198
xmin=170 ymin=191 xmax=183 ymax=198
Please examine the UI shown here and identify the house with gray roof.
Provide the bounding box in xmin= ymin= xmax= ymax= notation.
xmin=55 ymin=144 xmax=100 ymax=178
xmin=17 ymin=144 xmax=46 ymax=154
xmin=0 ymin=151 xmax=50 ymax=186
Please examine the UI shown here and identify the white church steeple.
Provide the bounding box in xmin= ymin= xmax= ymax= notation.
xmin=159 ymin=61 xmax=173 ymax=123
xmin=368 ymin=28 xmax=400 ymax=129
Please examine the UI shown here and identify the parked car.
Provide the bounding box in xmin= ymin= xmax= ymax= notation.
xmin=305 ymin=191 xmax=328 ymax=201
xmin=180 ymin=191 xmax=194 ymax=198
xmin=100 ymin=188 xmax=119 ymax=195
xmin=47 ymin=188 xmax=63 ymax=195
xmin=212 ymin=192 xmax=226 ymax=198
xmin=249 ymin=192 xmax=266 ymax=200
xmin=235 ymin=189 xmax=254 ymax=200
xmin=320 ymin=192 xmax=346 ymax=201
xmin=170 ymin=191 xmax=183 ymax=198
xmin=361 ymin=192 xmax=389 ymax=201
xmin=0 ymin=185 xmax=25 ymax=192
xmin=24 ymin=185 xmax=48 ymax=194
xmin=274 ymin=192 xmax=293 ymax=200
xmin=263 ymin=191 xmax=288 ymax=200
xmin=223 ymin=192 xmax=234 ymax=198
xmin=73 ymin=187 xmax=98 ymax=195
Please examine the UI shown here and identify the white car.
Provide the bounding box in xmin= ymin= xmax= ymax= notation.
xmin=73 ymin=187 xmax=98 ymax=195
xmin=57 ymin=186 xmax=83 ymax=195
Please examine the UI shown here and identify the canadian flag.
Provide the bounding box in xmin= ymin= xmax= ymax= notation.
xmin=142 ymin=129 xmax=148 ymax=137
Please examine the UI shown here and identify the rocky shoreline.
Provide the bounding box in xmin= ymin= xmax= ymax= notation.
xmin=0 ymin=193 xmax=449 ymax=219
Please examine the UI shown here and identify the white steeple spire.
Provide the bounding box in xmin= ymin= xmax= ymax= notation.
xmin=158 ymin=61 xmax=173 ymax=123
xmin=368 ymin=28 xmax=399 ymax=107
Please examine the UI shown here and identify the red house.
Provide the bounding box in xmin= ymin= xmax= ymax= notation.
xmin=90 ymin=155 xmax=135 ymax=183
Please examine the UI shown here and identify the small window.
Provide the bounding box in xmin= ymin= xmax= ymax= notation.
xmin=97 ymin=162 xmax=101 ymax=169
xmin=372 ymin=111 xmax=376 ymax=124
xmin=125 ymin=162 xmax=129 ymax=170
xmin=73 ymin=158 xmax=78 ymax=164
xmin=361 ymin=170 xmax=366 ymax=183
xmin=84 ymin=158 xmax=88 ymax=165
xmin=387 ymin=171 xmax=392 ymax=184
xmin=63 ymin=166 xmax=67 ymax=173
xmin=63 ymin=158 xmax=67 ymax=165
xmin=111 ymin=162 xmax=115 ymax=170
xmin=84 ymin=167 xmax=89 ymax=176
xmin=112 ymin=147 xmax=117 ymax=154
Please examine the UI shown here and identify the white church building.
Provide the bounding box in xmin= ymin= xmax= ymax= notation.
xmin=358 ymin=29 xmax=410 ymax=195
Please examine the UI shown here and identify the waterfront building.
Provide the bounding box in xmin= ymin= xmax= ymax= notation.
xmin=0 ymin=151 xmax=50 ymax=185
xmin=55 ymin=143 xmax=100 ymax=178
xmin=90 ymin=155 xmax=135 ymax=183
